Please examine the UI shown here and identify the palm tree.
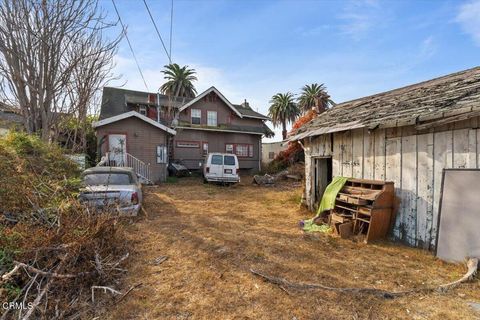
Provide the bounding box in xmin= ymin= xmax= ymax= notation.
xmin=160 ymin=63 xmax=197 ymax=98
xmin=297 ymin=83 xmax=334 ymax=114
xmin=268 ymin=92 xmax=300 ymax=140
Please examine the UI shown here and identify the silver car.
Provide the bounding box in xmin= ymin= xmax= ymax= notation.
xmin=79 ymin=167 xmax=142 ymax=216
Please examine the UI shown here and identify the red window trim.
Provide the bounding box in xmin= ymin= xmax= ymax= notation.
xmin=176 ymin=140 xmax=201 ymax=148
xmin=224 ymin=143 xmax=254 ymax=158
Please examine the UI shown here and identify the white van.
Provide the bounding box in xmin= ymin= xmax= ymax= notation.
xmin=203 ymin=153 xmax=240 ymax=184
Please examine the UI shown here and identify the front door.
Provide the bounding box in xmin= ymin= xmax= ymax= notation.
xmin=108 ymin=134 xmax=127 ymax=166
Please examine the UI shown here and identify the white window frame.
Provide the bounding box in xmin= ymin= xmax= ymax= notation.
xmin=236 ymin=144 xmax=249 ymax=157
xmin=225 ymin=144 xmax=233 ymax=154
xmin=177 ymin=141 xmax=200 ymax=148
xmin=202 ymin=142 xmax=208 ymax=156
xmin=139 ymin=105 xmax=147 ymax=116
xmin=191 ymin=109 xmax=201 ymax=125
xmin=156 ymin=145 xmax=167 ymax=164
xmin=207 ymin=111 xmax=217 ymax=126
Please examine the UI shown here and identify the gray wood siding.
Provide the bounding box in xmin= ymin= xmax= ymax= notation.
xmin=96 ymin=117 xmax=169 ymax=183
xmin=174 ymin=129 xmax=261 ymax=172
xmin=304 ymin=117 xmax=480 ymax=248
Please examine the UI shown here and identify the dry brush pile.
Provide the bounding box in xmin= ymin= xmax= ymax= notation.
xmin=0 ymin=132 xmax=130 ymax=320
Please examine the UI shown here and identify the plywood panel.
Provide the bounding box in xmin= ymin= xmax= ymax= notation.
xmin=416 ymin=133 xmax=434 ymax=249
xmin=453 ymin=129 xmax=469 ymax=169
xmin=374 ymin=129 xmax=386 ymax=180
xmin=431 ymin=130 xmax=453 ymax=247
xmin=436 ymin=169 xmax=480 ymax=262
xmin=363 ymin=128 xmax=374 ymax=179
xmin=332 ymin=132 xmax=343 ymax=177
xmin=342 ymin=131 xmax=353 ymax=177
xmin=385 ymin=136 xmax=402 ymax=239
xmin=400 ymin=134 xmax=417 ymax=245
xmin=352 ymin=129 xmax=364 ymax=178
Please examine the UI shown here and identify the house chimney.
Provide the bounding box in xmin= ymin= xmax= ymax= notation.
xmin=241 ymin=99 xmax=251 ymax=109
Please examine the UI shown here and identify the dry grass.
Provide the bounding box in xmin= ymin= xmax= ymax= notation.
xmin=108 ymin=177 xmax=480 ymax=320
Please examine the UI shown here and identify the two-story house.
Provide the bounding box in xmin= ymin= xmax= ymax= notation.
xmin=93 ymin=86 xmax=273 ymax=183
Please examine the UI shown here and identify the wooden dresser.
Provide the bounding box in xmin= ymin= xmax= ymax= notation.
xmin=329 ymin=178 xmax=395 ymax=242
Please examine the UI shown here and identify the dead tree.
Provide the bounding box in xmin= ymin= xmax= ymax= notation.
xmin=0 ymin=0 xmax=120 ymax=145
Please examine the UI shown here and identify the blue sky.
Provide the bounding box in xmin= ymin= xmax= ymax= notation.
xmin=102 ymin=0 xmax=480 ymax=142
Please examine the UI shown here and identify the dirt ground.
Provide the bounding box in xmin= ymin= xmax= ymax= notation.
xmin=106 ymin=177 xmax=480 ymax=320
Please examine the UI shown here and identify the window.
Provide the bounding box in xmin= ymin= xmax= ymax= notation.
xmin=177 ymin=141 xmax=200 ymax=148
xmin=202 ymin=142 xmax=208 ymax=156
xmin=83 ymin=173 xmax=132 ymax=186
xmin=224 ymin=155 xmax=235 ymax=166
xmin=226 ymin=143 xmax=254 ymax=158
xmin=191 ymin=109 xmax=201 ymax=124
xmin=211 ymin=155 xmax=223 ymax=165
xmin=236 ymin=144 xmax=249 ymax=157
xmin=207 ymin=111 xmax=217 ymax=126
xmin=139 ymin=105 xmax=147 ymax=116
xmin=157 ymin=145 xmax=167 ymax=164
xmin=269 ymin=152 xmax=275 ymax=159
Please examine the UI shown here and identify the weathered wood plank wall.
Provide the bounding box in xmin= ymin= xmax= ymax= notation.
xmin=304 ymin=117 xmax=480 ymax=248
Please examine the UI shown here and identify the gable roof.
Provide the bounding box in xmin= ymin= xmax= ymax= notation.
xmin=93 ymin=111 xmax=176 ymax=135
xmin=100 ymin=86 xmax=270 ymax=121
xmin=178 ymin=86 xmax=243 ymax=118
xmin=290 ymin=66 xmax=480 ymax=141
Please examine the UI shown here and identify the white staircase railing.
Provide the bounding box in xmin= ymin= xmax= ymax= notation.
xmin=97 ymin=152 xmax=152 ymax=184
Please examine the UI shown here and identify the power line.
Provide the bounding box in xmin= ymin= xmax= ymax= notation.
xmin=142 ymin=0 xmax=172 ymax=63
xmin=169 ymin=0 xmax=173 ymax=61
xmin=111 ymin=0 xmax=150 ymax=91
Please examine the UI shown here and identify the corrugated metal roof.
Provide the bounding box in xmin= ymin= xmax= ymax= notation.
xmin=290 ymin=66 xmax=480 ymax=141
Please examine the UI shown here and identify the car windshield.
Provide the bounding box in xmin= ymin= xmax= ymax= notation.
xmin=83 ymin=173 xmax=132 ymax=186
xmin=211 ymin=155 xmax=223 ymax=165
xmin=224 ymin=156 xmax=235 ymax=166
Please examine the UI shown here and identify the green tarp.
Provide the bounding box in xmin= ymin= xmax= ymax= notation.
xmin=302 ymin=176 xmax=349 ymax=232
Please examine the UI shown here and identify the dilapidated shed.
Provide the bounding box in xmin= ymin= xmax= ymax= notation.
xmin=289 ymin=66 xmax=480 ymax=249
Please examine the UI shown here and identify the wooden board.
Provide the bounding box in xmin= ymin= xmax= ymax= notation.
xmin=342 ymin=131 xmax=353 ymax=177
xmin=332 ymin=132 xmax=343 ymax=177
xmin=400 ymin=134 xmax=417 ymax=246
xmin=431 ymin=130 xmax=453 ymax=247
xmin=453 ymin=129 xmax=469 ymax=169
xmin=363 ymin=128 xmax=375 ymax=179
xmin=385 ymin=136 xmax=402 ymax=239
xmin=416 ymin=133 xmax=434 ymax=249
xmin=374 ymin=129 xmax=386 ymax=180
xmin=352 ymin=128 xmax=364 ymax=179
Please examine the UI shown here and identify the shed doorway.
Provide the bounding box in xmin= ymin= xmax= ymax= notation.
xmin=313 ymin=157 xmax=332 ymax=207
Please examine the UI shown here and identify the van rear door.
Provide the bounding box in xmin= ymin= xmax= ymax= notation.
xmin=209 ymin=154 xmax=223 ymax=177
xmin=223 ymin=155 xmax=237 ymax=180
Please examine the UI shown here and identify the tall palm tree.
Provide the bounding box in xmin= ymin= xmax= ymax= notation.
xmin=297 ymin=83 xmax=334 ymax=114
xmin=160 ymin=63 xmax=197 ymax=98
xmin=268 ymin=92 xmax=300 ymax=140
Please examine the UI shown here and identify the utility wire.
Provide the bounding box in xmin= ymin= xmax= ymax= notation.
xmin=169 ymin=0 xmax=173 ymax=61
xmin=111 ymin=0 xmax=150 ymax=91
xmin=143 ymin=0 xmax=172 ymax=63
